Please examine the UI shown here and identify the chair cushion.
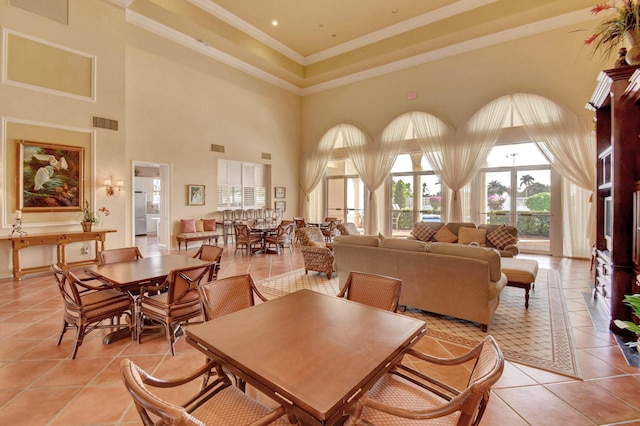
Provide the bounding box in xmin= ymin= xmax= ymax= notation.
xmin=458 ymin=227 xmax=487 ymax=246
xmin=203 ymin=219 xmax=217 ymax=231
xmin=486 ymin=225 xmax=518 ymax=250
xmin=411 ymin=222 xmax=436 ymax=242
xmin=434 ymin=225 xmax=457 ymax=243
xmin=181 ymin=219 xmax=196 ymax=233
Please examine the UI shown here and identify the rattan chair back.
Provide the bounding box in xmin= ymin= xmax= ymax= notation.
xmin=337 ymin=271 xmax=402 ymax=312
xmin=98 ymin=247 xmax=143 ymax=264
xmin=198 ymin=274 xmax=268 ymax=320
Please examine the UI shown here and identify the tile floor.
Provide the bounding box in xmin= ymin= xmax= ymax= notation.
xmin=0 ymin=236 xmax=639 ymax=425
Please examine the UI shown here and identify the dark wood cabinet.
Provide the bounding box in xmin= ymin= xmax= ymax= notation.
xmin=588 ymin=65 xmax=640 ymax=330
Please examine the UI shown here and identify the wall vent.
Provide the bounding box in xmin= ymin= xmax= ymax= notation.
xmin=262 ymin=152 xmax=271 ymax=160
xmin=92 ymin=116 xmax=118 ymax=131
xmin=211 ymin=144 xmax=225 ymax=153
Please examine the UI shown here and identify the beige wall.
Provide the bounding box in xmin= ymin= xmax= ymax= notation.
xmin=300 ymin=22 xmax=607 ymax=152
xmin=0 ymin=0 xmax=300 ymax=279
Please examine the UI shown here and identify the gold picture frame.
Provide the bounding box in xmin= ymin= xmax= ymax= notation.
xmin=17 ymin=140 xmax=84 ymax=212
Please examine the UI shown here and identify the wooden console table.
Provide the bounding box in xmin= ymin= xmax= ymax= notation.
xmin=0 ymin=229 xmax=116 ymax=280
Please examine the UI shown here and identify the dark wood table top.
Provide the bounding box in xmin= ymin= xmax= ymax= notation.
xmin=186 ymin=289 xmax=426 ymax=425
xmin=84 ymin=254 xmax=209 ymax=292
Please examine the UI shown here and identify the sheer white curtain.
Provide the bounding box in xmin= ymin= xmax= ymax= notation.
xmin=512 ymin=93 xmax=596 ymax=257
xmin=341 ymin=121 xmax=406 ymax=234
xmin=299 ymin=126 xmax=340 ymax=219
xmin=412 ymin=106 xmax=506 ymax=222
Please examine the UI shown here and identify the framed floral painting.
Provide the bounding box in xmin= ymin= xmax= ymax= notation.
xmin=188 ymin=184 xmax=205 ymax=205
xmin=17 ymin=140 xmax=84 ymax=212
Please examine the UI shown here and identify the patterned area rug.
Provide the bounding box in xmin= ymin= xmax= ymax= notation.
xmin=256 ymin=268 xmax=580 ymax=378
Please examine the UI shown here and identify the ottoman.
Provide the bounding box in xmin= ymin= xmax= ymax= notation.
xmin=501 ymin=257 xmax=539 ymax=309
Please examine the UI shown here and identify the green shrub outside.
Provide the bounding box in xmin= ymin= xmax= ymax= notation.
xmin=487 ymin=211 xmax=550 ymax=237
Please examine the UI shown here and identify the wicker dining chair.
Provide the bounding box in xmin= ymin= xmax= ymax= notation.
xmin=137 ymin=263 xmax=212 ymax=355
xmin=345 ymin=335 xmax=505 ymax=426
xmin=234 ymin=223 xmax=262 ymax=255
xmin=337 ymin=222 xmax=359 ymax=236
xmin=337 ymin=271 xmax=402 ymax=312
xmin=52 ymin=265 xmax=133 ymax=359
xmin=120 ymin=358 xmax=291 ymax=426
xmin=98 ymin=246 xmax=143 ymax=264
xmin=198 ymin=274 xmax=268 ymax=321
xmin=193 ymin=244 xmax=224 ymax=281
xmin=264 ymin=223 xmax=293 ymax=254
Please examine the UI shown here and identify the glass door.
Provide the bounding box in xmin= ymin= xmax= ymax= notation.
xmin=327 ymin=176 xmax=364 ymax=232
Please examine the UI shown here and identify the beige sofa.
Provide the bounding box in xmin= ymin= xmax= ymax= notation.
xmin=333 ymin=235 xmax=507 ymax=331
xmin=409 ymin=221 xmax=520 ymax=257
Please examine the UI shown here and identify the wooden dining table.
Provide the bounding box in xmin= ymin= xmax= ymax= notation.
xmin=186 ymin=289 xmax=426 ymax=425
xmin=84 ymin=254 xmax=211 ymax=343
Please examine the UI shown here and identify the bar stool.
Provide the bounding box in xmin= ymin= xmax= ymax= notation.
xmin=245 ymin=209 xmax=256 ymax=220
xmin=255 ymin=208 xmax=265 ymax=224
xmin=233 ymin=209 xmax=244 ymax=224
xmin=223 ymin=209 xmax=234 ymax=245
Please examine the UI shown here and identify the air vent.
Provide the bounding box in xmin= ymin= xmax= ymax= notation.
xmin=211 ymin=144 xmax=225 ymax=153
xmin=262 ymin=152 xmax=271 ymax=160
xmin=92 ymin=116 xmax=118 ymax=131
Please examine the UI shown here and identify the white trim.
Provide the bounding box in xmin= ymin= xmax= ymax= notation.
xmin=1 ymin=28 xmax=97 ymax=102
xmin=301 ymin=9 xmax=592 ymax=95
xmin=188 ymin=0 xmax=304 ymax=64
xmin=1 ymin=116 xmax=97 ymax=230
xmin=305 ymin=0 xmax=498 ymax=65
xmin=127 ymin=10 xmax=302 ymax=95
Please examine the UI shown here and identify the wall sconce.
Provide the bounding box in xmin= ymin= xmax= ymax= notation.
xmin=104 ymin=177 xmax=123 ymax=197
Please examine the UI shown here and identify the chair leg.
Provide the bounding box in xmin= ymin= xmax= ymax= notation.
xmin=71 ymin=324 xmax=85 ymax=359
xmin=326 ymin=272 xmax=332 ymax=280
xmin=166 ymin=323 xmax=176 ymax=356
xmin=56 ymin=319 xmax=68 ymax=345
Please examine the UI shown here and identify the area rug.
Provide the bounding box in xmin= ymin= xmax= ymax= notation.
xmin=256 ymin=268 xmax=581 ymax=378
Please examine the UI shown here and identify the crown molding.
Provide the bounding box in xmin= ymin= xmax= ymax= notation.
xmin=301 ymin=9 xmax=593 ymax=95
xmin=188 ymin=0 xmax=305 ymax=64
xmin=126 ymin=10 xmax=302 ymax=94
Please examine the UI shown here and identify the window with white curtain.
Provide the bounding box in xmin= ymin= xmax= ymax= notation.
xmin=217 ymin=159 xmax=267 ymax=210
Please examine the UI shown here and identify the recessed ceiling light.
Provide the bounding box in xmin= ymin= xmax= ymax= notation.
xmin=392 ymin=9 xmax=398 ymax=13
xmin=271 ymin=19 xmax=278 ymax=26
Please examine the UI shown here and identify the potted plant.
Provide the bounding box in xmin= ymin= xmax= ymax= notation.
xmin=614 ymin=293 xmax=640 ymax=350
xmin=585 ymin=1 xmax=640 ymax=64
xmin=80 ymin=201 xmax=110 ymax=231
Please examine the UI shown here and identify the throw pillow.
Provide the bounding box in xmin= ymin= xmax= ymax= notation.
xmin=377 ymin=232 xmax=385 ymax=241
xmin=411 ymin=222 xmax=436 ymax=242
xmin=181 ymin=219 xmax=196 ymax=233
xmin=486 ymin=225 xmax=517 ymax=250
xmin=458 ymin=227 xmax=487 ymax=246
xmin=195 ymin=220 xmax=204 ymax=232
xmin=203 ymin=219 xmax=217 ymax=231
xmin=434 ymin=225 xmax=457 ymax=243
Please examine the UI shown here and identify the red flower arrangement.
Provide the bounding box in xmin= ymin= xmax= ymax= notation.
xmin=584 ymin=1 xmax=640 ymax=58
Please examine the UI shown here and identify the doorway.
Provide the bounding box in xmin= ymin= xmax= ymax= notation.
xmin=326 ymin=176 xmax=365 ymax=231
xmin=132 ymin=161 xmax=171 ymax=249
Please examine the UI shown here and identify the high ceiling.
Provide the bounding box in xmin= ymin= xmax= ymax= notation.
xmin=116 ymin=0 xmax=596 ymax=93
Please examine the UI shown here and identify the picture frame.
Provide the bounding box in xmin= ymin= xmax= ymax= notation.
xmin=17 ymin=140 xmax=84 ymax=212
xmin=187 ymin=184 xmax=205 ymax=206
xmin=275 ymin=200 xmax=286 ymax=212
xmin=275 ymin=186 xmax=286 ymax=198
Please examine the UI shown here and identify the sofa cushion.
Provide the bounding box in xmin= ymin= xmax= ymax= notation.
xmin=445 ymin=222 xmax=477 ymax=236
xmin=181 ymin=219 xmax=196 ymax=233
xmin=202 ymin=219 xmax=217 ymax=231
xmin=380 ymin=238 xmax=428 ymax=252
xmin=429 ymin=243 xmax=501 ymax=282
xmin=434 ymin=225 xmax=458 ymax=243
xmin=333 ymin=235 xmax=380 ymax=247
xmin=486 ymin=225 xmax=518 ymax=250
xmin=195 ymin=220 xmax=204 ymax=232
xmin=458 ymin=227 xmax=487 ymax=246
xmin=411 ymin=222 xmax=436 ymax=242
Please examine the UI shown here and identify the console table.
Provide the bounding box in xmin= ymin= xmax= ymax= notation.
xmin=0 ymin=229 xmax=116 ymax=280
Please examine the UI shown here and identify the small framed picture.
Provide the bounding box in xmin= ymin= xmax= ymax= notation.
xmin=275 ymin=186 xmax=286 ymax=198
xmin=275 ymin=200 xmax=286 ymax=212
xmin=187 ymin=184 xmax=205 ymax=206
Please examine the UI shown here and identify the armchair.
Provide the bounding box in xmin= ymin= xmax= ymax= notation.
xmin=296 ymin=227 xmax=334 ymax=280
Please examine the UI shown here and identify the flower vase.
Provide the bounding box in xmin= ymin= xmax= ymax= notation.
xmin=81 ymin=221 xmax=93 ymax=232
xmin=625 ymin=30 xmax=640 ymax=65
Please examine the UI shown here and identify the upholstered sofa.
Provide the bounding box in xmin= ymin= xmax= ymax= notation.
xmin=409 ymin=221 xmax=520 ymax=257
xmin=333 ymin=235 xmax=507 ymax=331
xmin=176 ymin=218 xmax=219 ymax=251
